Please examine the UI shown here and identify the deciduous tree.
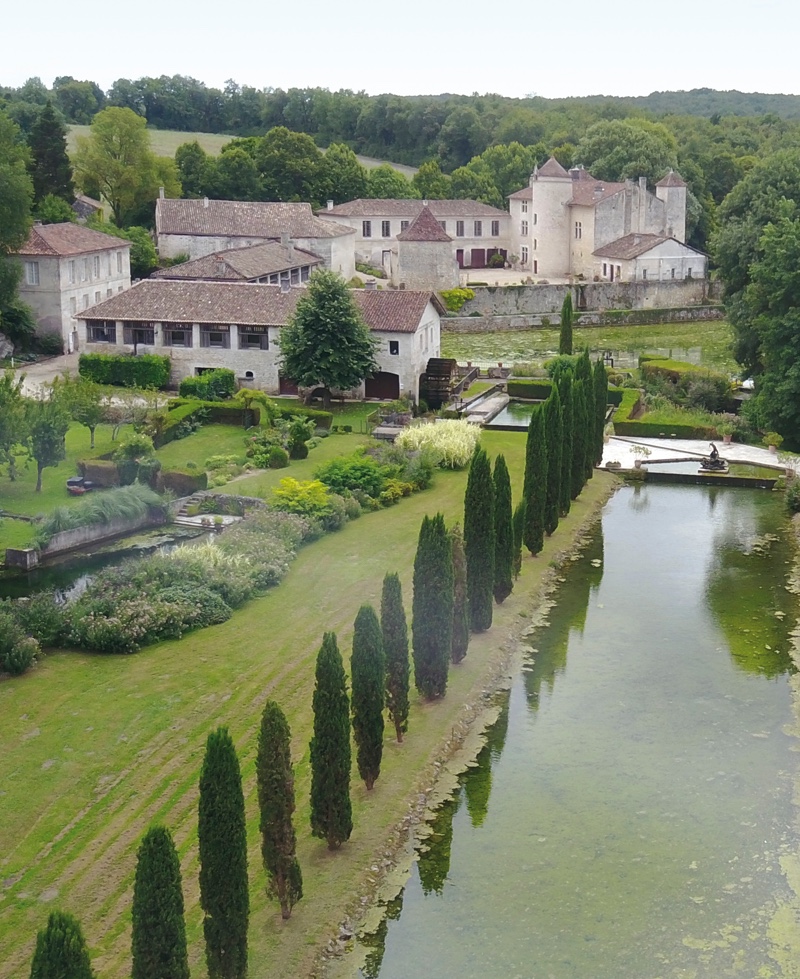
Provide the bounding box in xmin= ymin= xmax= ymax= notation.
xmin=26 ymin=395 xmax=70 ymax=493
xmin=198 ymin=727 xmax=249 ymax=979
xmin=257 ymin=700 xmax=303 ymax=919
xmin=351 ymin=604 xmax=385 ymax=790
xmin=310 ymin=632 xmax=352 ymax=849
xmin=381 ymin=572 xmax=410 ymax=742
xmin=29 ymin=910 xmax=94 ymax=979
xmin=53 ymin=373 xmax=104 ymax=448
xmin=367 ymin=164 xmax=417 ymax=199
xmin=492 ymin=455 xmax=514 ymax=604
xmin=131 ymin=826 xmax=189 ymax=979
xmin=412 ymin=513 xmax=454 ymax=698
xmin=464 ymin=446 xmax=495 ymax=632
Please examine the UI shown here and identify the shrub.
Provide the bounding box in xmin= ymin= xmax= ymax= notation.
xmin=488 ymin=252 xmax=506 ymax=268
xmin=268 ymin=446 xmax=290 ymax=469
xmin=77 ymin=458 xmax=120 ymax=487
xmin=289 ymin=441 xmax=309 ymax=460
xmin=440 ymin=287 xmax=475 ymax=313
xmin=159 ymin=468 xmax=208 ymax=495
xmin=786 ymin=480 xmax=800 ymax=513
xmin=153 ymin=402 xmax=205 ymax=447
xmin=395 ymin=421 xmax=480 ymax=470
xmin=507 ymin=379 xmax=553 ymax=400
xmin=314 ymin=451 xmax=389 ymax=497
xmin=0 ymin=612 xmax=39 ymax=675
xmin=79 ymin=353 xmax=171 ymax=389
xmin=271 ymin=478 xmax=332 ymax=518
xmin=12 ymin=592 xmax=66 ymax=646
xmin=178 ymin=369 xmax=236 ymax=402
xmin=273 ymin=404 xmax=333 ymax=430
xmin=113 ymin=432 xmax=155 ymax=462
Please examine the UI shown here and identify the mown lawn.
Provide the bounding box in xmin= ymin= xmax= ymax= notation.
xmin=0 ymin=427 xmax=616 ymax=979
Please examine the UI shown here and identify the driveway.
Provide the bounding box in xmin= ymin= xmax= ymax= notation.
xmin=12 ymin=354 xmax=80 ymax=397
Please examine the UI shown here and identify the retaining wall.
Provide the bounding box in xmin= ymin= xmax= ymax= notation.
xmin=444 ymin=304 xmax=725 ymax=334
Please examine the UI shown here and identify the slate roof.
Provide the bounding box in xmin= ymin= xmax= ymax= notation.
xmin=537 ymin=156 xmax=570 ymax=178
xmin=18 ymin=223 xmax=130 ymax=256
xmin=396 ymin=205 xmax=452 ymax=242
xmin=151 ymin=242 xmax=323 ymax=282
xmin=76 ymin=279 xmax=444 ymax=333
xmin=568 ymin=178 xmax=626 ymax=207
xmin=592 ymin=233 xmax=703 ymax=260
xmin=656 ymin=170 xmax=687 ymax=188
xmin=155 ymin=199 xmax=354 ymax=239
xmin=319 ymin=198 xmax=508 ymax=218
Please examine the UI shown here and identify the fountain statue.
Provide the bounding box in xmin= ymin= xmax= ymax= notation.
xmin=699 ymin=442 xmax=728 ymax=473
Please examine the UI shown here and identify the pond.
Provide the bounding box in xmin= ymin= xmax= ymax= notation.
xmin=336 ymin=483 xmax=800 ymax=979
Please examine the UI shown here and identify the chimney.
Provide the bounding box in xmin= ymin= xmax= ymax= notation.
xmin=365 ymin=278 xmax=377 ymax=291
xmin=422 ymin=199 xmax=428 ymax=208
xmin=159 ymin=186 xmax=165 ymax=199
xmin=326 ymin=200 xmax=334 ymax=210
xmin=634 ymin=235 xmax=641 ymax=245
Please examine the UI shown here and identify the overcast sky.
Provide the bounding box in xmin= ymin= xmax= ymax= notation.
xmin=6 ymin=0 xmax=798 ymax=100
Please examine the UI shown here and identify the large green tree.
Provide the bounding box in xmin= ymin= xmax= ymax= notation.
xmin=256 ymin=126 xmax=324 ymax=204
xmin=463 ymin=446 xmax=495 ymax=632
xmin=522 ymin=406 xmax=547 ymax=555
xmin=0 ymin=369 xmax=28 ymax=480
xmin=366 ymin=163 xmax=417 ymax=199
xmin=198 ymin=727 xmax=249 ymax=979
xmin=543 ymin=385 xmax=563 ymax=536
xmin=26 ymin=395 xmax=70 ymax=493
xmin=310 ymin=632 xmax=353 ymax=849
xmin=29 ymin=910 xmax=94 ymax=979
xmin=131 ymin=826 xmax=189 ymax=979
xmin=52 ymin=373 xmax=105 ymax=448
xmin=257 ymin=699 xmax=303 ymax=919
xmin=450 ymin=524 xmax=470 ymax=663
xmin=412 ymin=160 xmax=452 ymax=200
xmin=512 ymin=500 xmax=525 ymax=579
xmin=412 ymin=513 xmax=454 ymax=699
xmin=319 ymin=143 xmax=369 ymax=203
xmin=280 ymin=268 xmax=378 ymax=408
xmin=351 ymin=604 xmax=385 ymax=790
xmin=576 ymin=119 xmax=678 ymax=185
xmin=492 ymin=455 xmax=514 ymax=604
xmin=27 ymin=102 xmax=73 ymax=203
xmin=0 ymin=109 xmax=34 ymax=339
xmin=381 ymin=572 xmax=410 ymax=742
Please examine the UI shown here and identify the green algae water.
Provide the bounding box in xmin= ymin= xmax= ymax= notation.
xmin=343 ymin=484 xmax=800 ymax=979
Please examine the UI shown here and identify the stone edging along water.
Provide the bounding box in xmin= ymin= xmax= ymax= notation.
xmin=315 ymin=473 xmax=621 ymax=978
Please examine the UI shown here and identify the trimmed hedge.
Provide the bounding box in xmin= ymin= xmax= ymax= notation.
xmin=508 ymin=378 xmax=623 ymax=406
xmin=159 ymin=468 xmax=208 ymax=495
xmin=274 ymin=404 xmax=333 ymax=430
xmin=612 ymin=388 xmax=716 ymax=438
xmin=79 ymin=353 xmax=171 ymax=389
xmin=178 ymin=368 xmax=236 ymax=401
xmin=167 ymin=398 xmax=260 ymax=427
xmin=154 ymin=402 xmax=204 ymax=448
xmin=77 ymin=458 xmax=121 ymax=487
xmin=640 ymin=358 xmax=728 ymax=384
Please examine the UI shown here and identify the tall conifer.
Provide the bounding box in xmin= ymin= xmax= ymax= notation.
xmin=571 ymin=380 xmax=588 ymax=500
xmin=310 ymin=632 xmax=352 ymax=849
xmin=559 ymin=292 xmax=574 ymax=356
xmin=523 ymin=406 xmax=547 ymax=555
xmin=450 ymin=524 xmax=470 ymax=663
xmin=198 ymin=728 xmax=249 ymax=979
xmin=30 ymin=911 xmax=94 ymax=979
xmin=492 ymin=454 xmax=514 ymax=603
xmin=512 ymin=500 xmax=525 ymax=578
xmin=381 ymin=573 xmax=410 ymax=742
xmin=131 ymin=826 xmax=189 ymax=979
xmin=257 ymin=700 xmax=303 ymax=919
xmin=351 ymin=604 xmax=385 ymax=790
xmin=558 ymin=373 xmax=574 ymax=517
xmin=464 ymin=446 xmax=495 ymax=632
xmin=28 ymin=102 xmax=73 ymax=202
xmin=412 ymin=514 xmax=454 ymax=698
xmin=593 ymin=358 xmax=609 ymax=465
xmin=543 ymin=385 xmax=563 ymax=536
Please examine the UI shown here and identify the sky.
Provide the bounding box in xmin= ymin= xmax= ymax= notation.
xmin=5 ymin=0 xmax=799 ymax=100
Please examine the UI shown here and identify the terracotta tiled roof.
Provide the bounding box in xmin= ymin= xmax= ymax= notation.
xmin=656 ymin=170 xmax=687 ymax=188
xmin=155 ymin=199 xmax=354 ymax=239
xmin=75 ymin=279 xmax=443 ymax=333
xmin=593 ymin=233 xmax=673 ymax=260
xmin=151 ymin=242 xmax=323 ymax=282
xmin=507 ymin=186 xmax=532 ymax=201
xmin=537 ymin=157 xmax=570 ymax=178
xmin=319 ymin=198 xmax=508 ymax=218
xmin=568 ymin=178 xmax=626 ymax=207
xmin=396 ymin=205 xmax=452 ymax=242
xmin=18 ymin=223 xmax=130 ymax=256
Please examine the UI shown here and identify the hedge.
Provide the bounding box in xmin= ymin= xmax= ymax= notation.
xmin=178 ymin=368 xmax=236 ymax=401
xmin=612 ymin=389 xmax=643 ymax=426
xmin=167 ymin=399 xmax=260 ymax=427
xmin=158 ymin=468 xmax=208 ymax=495
xmin=508 ymin=378 xmax=623 ymax=406
xmin=79 ymin=353 xmax=171 ymax=389
xmin=640 ymin=358 xmax=729 ymax=384
xmin=274 ymin=404 xmax=333 ymax=430
xmin=77 ymin=459 xmax=121 ymax=487
xmin=612 ymin=388 xmax=716 ymax=438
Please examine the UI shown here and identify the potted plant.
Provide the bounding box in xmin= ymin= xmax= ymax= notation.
xmin=717 ymin=421 xmax=735 ymax=444
xmin=631 ymin=444 xmax=652 ymax=469
xmin=763 ymin=432 xmax=783 ymax=454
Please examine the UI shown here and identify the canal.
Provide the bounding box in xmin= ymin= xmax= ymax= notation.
xmin=341 ymin=483 xmax=800 ymax=978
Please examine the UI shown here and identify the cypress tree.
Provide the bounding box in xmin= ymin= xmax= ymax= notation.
xmin=131 ymin=826 xmax=189 ymax=979
xmin=512 ymin=500 xmax=525 ymax=579
xmin=412 ymin=513 xmax=454 ymax=698
xmin=522 ymin=406 xmax=547 ymax=556
xmin=593 ymin=358 xmax=609 ymax=465
xmin=381 ymin=573 xmax=410 ymax=742
xmin=28 ymin=102 xmax=73 ymax=203
xmin=198 ymin=728 xmax=249 ymax=979
xmin=450 ymin=524 xmax=470 ymax=663
xmin=30 ymin=911 xmax=94 ymax=979
xmin=310 ymin=632 xmax=352 ymax=849
xmin=351 ymin=604 xmax=385 ymax=790
xmin=492 ymin=454 xmax=514 ymax=604
xmin=575 ymin=346 xmax=593 ymax=382
xmin=257 ymin=700 xmax=302 ymax=919
xmin=571 ymin=380 xmax=588 ymax=500
xmin=463 ymin=446 xmax=495 ymax=632
xmin=543 ymin=385 xmax=563 ymax=536
xmin=559 ymin=292 xmax=574 ymax=356
xmin=558 ymin=372 xmax=574 ymax=517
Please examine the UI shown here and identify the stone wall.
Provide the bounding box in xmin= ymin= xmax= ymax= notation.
xmin=444 ymin=303 xmax=725 ymax=334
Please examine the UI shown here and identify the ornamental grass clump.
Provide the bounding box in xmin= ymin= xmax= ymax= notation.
xmin=34 ymin=484 xmax=166 ymax=548
xmin=395 ymin=420 xmax=481 ymax=469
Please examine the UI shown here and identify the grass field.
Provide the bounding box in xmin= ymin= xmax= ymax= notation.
xmin=0 ymin=427 xmax=615 ymax=979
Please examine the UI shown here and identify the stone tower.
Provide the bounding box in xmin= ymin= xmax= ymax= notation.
xmin=394 ymin=205 xmax=459 ymax=291
xmin=655 ymin=170 xmax=687 ymax=242
xmin=529 ymin=157 xmax=573 ymax=278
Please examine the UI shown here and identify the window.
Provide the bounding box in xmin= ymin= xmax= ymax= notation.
xmin=521 ymin=201 xmax=528 ymax=213
xmin=456 ymin=220 xmax=464 ymax=237
xmin=533 ymin=238 xmax=538 ymax=251
xmin=533 ymin=213 xmax=537 ymax=225
xmin=117 ymin=285 xmax=123 ymax=293
xmin=491 ymin=220 xmax=500 ymax=236
xmin=238 ymin=326 xmax=269 ymax=350
xmin=521 ymin=246 xmax=529 ymax=264
xmin=362 ymin=221 xmax=372 ymax=238
xmin=106 ymin=288 xmax=113 ymax=298
xmin=389 ymin=340 xmax=399 ymax=356
xmin=642 ymin=268 xmax=648 ymax=280
xmin=474 ymin=221 xmax=482 ymax=237
xmin=382 ymin=220 xmax=391 ymax=237
xmin=301 ymin=266 xmax=311 ymax=282
xmin=290 ymin=268 xmax=300 ymax=285
xmin=86 ymin=320 xmax=116 ymax=343
xmin=95 ymin=291 xmax=101 ymax=304
xmin=123 ymin=324 xmax=155 ymax=346
xmin=82 ymin=294 xmax=89 ymax=310
xmin=93 ymin=255 xmax=100 ymax=278
xmin=68 ymin=260 xmax=76 ymax=284
xmin=200 ymin=324 xmax=230 ymax=348
xmin=603 ymin=263 xmax=607 ymax=277
xmin=616 ymin=266 xmax=621 ymax=280
xmin=400 ymin=220 xmax=410 ymax=232
xmin=69 ymin=297 xmax=77 ymax=315
xmin=574 ymin=221 xmax=582 ymax=239
xmin=533 ymin=260 xmax=538 ymax=274
xmin=82 ymin=259 xmax=89 ymax=281
xmin=116 ymin=251 xmax=122 ymax=273
xmin=439 ymin=221 xmax=447 ymax=232
xmin=163 ymin=324 xmax=193 ymax=347
xmin=25 ymin=261 xmax=39 ymax=286
xmin=521 ymin=221 xmax=528 ymax=236
xmin=670 ymin=267 xmax=676 ymax=279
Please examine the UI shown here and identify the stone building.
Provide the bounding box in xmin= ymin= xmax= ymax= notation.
xmin=76 ymin=280 xmax=443 ymax=402
xmin=151 ymin=238 xmax=323 ymax=286
xmin=507 ymin=159 xmax=705 ymax=282
xmin=154 ymin=197 xmax=355 ymax=280
xmin=317 ymin=198 xmax=510 ymax=273
xmin=393 ymin=206 xmax=460 ymax=291
xmin=15 ymin=223 xmax=131 ymax=353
